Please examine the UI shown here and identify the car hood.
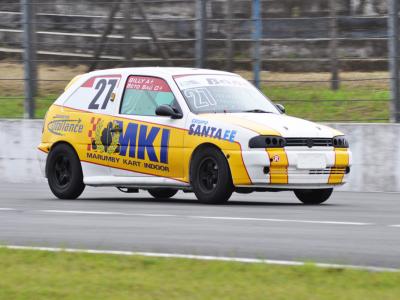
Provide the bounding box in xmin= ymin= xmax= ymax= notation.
xmin=203 ymin=113 xmax=343 ymax=138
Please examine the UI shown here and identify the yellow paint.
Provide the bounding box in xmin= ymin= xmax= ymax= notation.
xmin=266 ymin=148 xmax=289 ymax=184
xmin=183 ymin=135 xmax=251 ymax=185
xmin=41 ymin=105 xmax=252 ymax=185
xmin=328 ymin=148 xmax=349 ymax=184
xmin=201 ymin=114 xmax=286 ymax=184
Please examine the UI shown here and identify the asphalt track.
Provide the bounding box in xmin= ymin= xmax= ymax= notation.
xmin=1 ymin=183 xmax=399 ymax=269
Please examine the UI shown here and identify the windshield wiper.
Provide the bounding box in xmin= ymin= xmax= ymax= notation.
xmin=242 ymin=109 xmax=273 ymax=113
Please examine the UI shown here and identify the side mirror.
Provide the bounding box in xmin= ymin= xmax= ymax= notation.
xmin=275 ymin=103 xmax=285 ymax=114
xmin=155 ymin=104 xmax=183 ymax=119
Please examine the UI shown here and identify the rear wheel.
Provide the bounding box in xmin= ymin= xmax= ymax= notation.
xmin=46 ymin=144 xmax=85 ymax=199
xmin=190 ymin=146 xmax=234 ymax=204
xmin=294 ymin=188 xmax=333 ymax=205
xmin=148 ymin=188 xmax=178 ymax=199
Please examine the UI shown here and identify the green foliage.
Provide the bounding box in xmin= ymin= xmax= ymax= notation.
xmin=0 ymin=248 xmax=399 ymax=300
xmin=262 ymin=86 xmax=389 ymax=122
xmin=0 ymin=95 xmax=56 ymax=119
xmin=0 ymin=86 xmax=390 ymax=122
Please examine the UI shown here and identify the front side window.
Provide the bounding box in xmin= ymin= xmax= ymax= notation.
xmin=174 ymin=74 xmax=280 ymax=114
xmin=120 ymin=76 xmax=176 ymax=116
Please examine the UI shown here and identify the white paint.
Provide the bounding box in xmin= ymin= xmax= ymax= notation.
xmin=37 ymin=209 xmax=372 ymax=226
xmin=83 ymin=176 xmax=189 ymax=188
xmin=39 ymin=210 xmax=175 ymax=218
xmin=1 ymin=245 xmax=398 ymax=273
xmin=40 ymin=210 xmax=128 ymax=216
xmin=188 ymin=216 xmax=373 ymax=226
xmin=7 ymin=208 xmax=400 ymax=227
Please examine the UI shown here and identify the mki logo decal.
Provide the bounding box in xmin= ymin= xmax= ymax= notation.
xmin=87 ymin=119 xmax=171 ymax=166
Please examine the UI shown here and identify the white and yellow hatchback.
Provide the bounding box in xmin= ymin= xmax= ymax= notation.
xmin=38 ymin=67 xmax=351 ymax=204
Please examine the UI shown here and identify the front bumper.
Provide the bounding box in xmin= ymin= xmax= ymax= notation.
xmin=241 ymin=146 xmax=351 ymax=187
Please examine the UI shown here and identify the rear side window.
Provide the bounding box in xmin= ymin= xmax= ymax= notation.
xmin=64 ymin=74 xmax=121 ymax=114
xmin=120 ymin=76 xmax=175 ymax=116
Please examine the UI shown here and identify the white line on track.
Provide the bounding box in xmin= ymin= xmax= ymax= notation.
xmin=39 ymin=210 xmax=176 ymax=217
xmin=2 ymin=245 xmax=398 ymax=273
xmin=37 ymin=209 xmax=373 ymax=226
xmin=5 ymin=208 xmax=398 ymax=227
xmin=188 ymin=216 xmax=372 ymax=226
xmin=41 ymin=210 xmax=127 ymax=215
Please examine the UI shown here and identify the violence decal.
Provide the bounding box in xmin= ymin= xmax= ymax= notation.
xmin=47 ymin=115 xmax=84 ymax=136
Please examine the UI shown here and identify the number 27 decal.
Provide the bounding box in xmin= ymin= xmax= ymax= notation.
xmin=88 ymin=79 xmax=118 ymax=110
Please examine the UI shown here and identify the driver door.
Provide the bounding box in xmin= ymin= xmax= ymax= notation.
xmin=111 ymin=75 xmax=185 ymax=181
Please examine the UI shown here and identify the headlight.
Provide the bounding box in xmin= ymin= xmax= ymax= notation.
xmin=332 ymin=136 xmax=349 ymax=148
xmin=249 ymin=135 xmax=286 ymax=148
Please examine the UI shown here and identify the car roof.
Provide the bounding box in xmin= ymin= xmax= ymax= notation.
xmin=85 ymin=67 xmax=238 ymax=78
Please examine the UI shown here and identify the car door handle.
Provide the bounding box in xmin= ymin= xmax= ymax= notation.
xmin=110 ymin=127 xmax=122 ymax=133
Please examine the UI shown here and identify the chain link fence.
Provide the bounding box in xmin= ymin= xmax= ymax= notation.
xmin=0 ymin=0 xmax=398 ymax=122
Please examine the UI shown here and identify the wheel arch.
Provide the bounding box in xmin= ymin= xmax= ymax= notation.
xmin=188 ymin=143 xmax=233 ymax=183
xmin=46 ymin=141 xmax=81 ymax=178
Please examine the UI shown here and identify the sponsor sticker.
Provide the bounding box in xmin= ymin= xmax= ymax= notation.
xmin=188 ymin=122 xmax=237 ymax=143
xmin=126 ymin=76 xmax=171 ymax=92
xmin=47 ymin=115 xmax=84 ymax=136
xmin=87 ymin=118 xmax=171 ymax=173
xmin=272 ymin=155 xmax=280 ymax=162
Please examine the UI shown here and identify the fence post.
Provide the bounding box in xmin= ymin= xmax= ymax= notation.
xmin=195 ymin=0 xmax=206 ymax=68
xmin=123 ymin=2 xmax=133 ymax=65
xmin=225 ymin=0 xmax=233 ymax=71
xmin=89 ymin=0 xmax=120 ymax=71
xmin=136 ymin=0 xmax=172 ymax=66
xmin=388 ymin=0 xmax=400 ymax=123
xmin=21 ymin=0 xmax=37 ymax=119
xmin=252 ymin=0 xmax=262 ymax=89
xmin=329 ymin=0 xmax=339 ymax=90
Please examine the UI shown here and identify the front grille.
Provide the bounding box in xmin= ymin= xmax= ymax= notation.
xmin=309 ymin=167 xmax=346 ymax=175
xmin=285 ymin=138 xmax=333 ymax=147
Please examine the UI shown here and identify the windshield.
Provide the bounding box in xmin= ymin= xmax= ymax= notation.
xmin=174 ymin=74 xmax=280 ymax=114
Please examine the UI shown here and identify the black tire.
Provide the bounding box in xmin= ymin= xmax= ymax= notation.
xmin=148 ymin=188 xmax=178 ymax=199
xmin=294 ymin=188 xmax=333 ymax=205
xmin=190 ymin=146 xmax=234 ymax=204
xmin=46 ymin=143 xmax=85 ymax=199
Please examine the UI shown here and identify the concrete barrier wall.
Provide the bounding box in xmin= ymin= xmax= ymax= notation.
xmin=1 ymin=120 xmax=399 ymax=192
xmin=0 ymin=120 xmax=46 ymax=183
xmin=328 ymin=123 xmax=400 ymax=192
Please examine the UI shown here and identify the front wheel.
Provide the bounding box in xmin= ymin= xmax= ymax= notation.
xmin=294 ymin=188 xmax=333 ymax=205
xmin=148 ymin=188 xmax=178 ymax=199
xmin=190 ymin=146 xmax=234 ymax=204
xmin=46 ymin=144 xmax=85 ymax=199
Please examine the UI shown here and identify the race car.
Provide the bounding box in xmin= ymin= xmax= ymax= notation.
xmin=38 ymin=67 xmax=351 ymax=204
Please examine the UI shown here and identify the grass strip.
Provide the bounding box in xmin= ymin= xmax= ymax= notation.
xmin=0 ymin=247 xmax=399 ymax=300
